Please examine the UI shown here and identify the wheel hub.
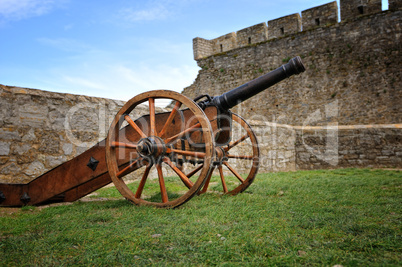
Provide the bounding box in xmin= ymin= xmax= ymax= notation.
xmin=136 ymin=136 xmax=166 ymax=159
xmin=213 ymin=147 xmax=228 ymax=166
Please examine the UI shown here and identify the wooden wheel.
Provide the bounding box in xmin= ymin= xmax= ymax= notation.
xmin=198 ymin=113 xmax=259 ymax=195
xmin=105 ymin=90 xmax=214 ymax=208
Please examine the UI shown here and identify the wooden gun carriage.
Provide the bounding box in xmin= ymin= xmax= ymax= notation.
xmin=0 ymin=57 xmax=305 ymax=208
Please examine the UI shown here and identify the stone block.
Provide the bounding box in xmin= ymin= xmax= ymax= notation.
xmin=14 ymin=143 xmax=31 ymax=155
xmin=19 ymin=103 xmax=48 ymax=127
xmin=21 ymin=128 xmax=36 ymax=142
xmin=0 ymin=127 xmax=21 ymax=141
xmin=45 ymin=155 xmax=67 ymax=168
xmin=285 ymin=150 xmax=293 ymax=158
xmin=0 ymin=141 xmax=10 ymax=156
xmin=0 ymin=162 xmax=21 ymax=175
xmin=298 ymin=152 xmax=311 ymax=161
xmin=62 ymin=143 xmax=73 ymax=155
xmin=24 ymin=161 xmax=45 ymax=177
xmin=38 ymin=132 xmax=60 ymax=154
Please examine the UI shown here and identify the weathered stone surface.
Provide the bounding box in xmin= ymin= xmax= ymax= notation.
xmin=0 ymin=127 xmax=21 ymax=141
xmin=45 ymin=155 xmax=67 ymax=168
xmin=0 ymin=142 xmax=10 ymax=156
xmin=62 ymin=143 xmax=73 ymax=155
xmin=186 ymin=10 xmax=401 ymax=126
xmin=340 ymin=0 xmax=382 ymax=21
xmin=0 ymin=157 xmax=9 ymax=165
xmin=296 ymin=126 xmax=402 ymax=169
xmin=14 ymin=144 xmax=31 ymax=155
xmin=0 ymin=162 xmax=21 ymax=175
xmin=24 ymin=161 xmax=46 ymax=177
xmin=21 ymin=128 xmax=36 ymax=141
xmin=0 ymin=85 xmax=125 ymax=183
xmin=268 ymin=13 xmax=302 ymax=39
xmin=302 ymin=1 xmax=338 ymax=31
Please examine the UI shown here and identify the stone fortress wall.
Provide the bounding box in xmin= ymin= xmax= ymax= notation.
xmin=193 ymin=0 xmax=400 ymax=60
xmin=185 ymin=0 xmax=402 ymax=172
xmin=0 ymin=0 xmax=401 ymax=184
xmin=0 ymin=85 xmax=125 ymax=183
xmin=189 ymin=1 xmax=401 ymax=126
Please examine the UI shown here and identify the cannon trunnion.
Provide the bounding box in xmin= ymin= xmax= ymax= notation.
xmin=0 ymin=57 xmax=305 ymax=208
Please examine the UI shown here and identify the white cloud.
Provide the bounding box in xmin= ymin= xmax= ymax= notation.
xmin=61 ymin=75 xmax=105 ymax=91
xmin=115 ymin=0 xmax=201 ymax=24
xmin=37 ymin=37 xmax=94 ymax=53
xmin=118 ymin=4 xmax=171 ymax=22
xmin=59 ymin=63 xmax=199 ymax=101
xmin=0 ymin=0 xmax=66 ymax=22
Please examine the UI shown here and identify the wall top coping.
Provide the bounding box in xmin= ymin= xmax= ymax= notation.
xmin=0 ymin=84 xmax=125 ymax=106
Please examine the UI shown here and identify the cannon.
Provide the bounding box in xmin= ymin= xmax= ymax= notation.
xmin=0 ymin=57 xmax=305 ymax=208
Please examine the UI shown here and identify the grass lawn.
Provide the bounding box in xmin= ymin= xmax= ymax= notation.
xmin=0 ymin=168 xmax=401 ymax=266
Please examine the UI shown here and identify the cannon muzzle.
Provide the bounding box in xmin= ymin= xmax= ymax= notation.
xmin=212 ymin=56 xmax=305 ymax=110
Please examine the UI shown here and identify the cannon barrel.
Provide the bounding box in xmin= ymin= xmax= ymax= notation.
xmin=212 ymin=56 xmax=305 ymax=110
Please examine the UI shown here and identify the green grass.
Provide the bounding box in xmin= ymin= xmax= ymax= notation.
xmin=1 ymin=169 xmax=401 ymax=266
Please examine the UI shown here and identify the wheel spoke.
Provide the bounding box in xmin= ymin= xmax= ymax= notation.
xmin=117 ymin=159 xmax=141 ymax=178
xmin=225 ymin=134 xmax=249 ymax=151
xmin=125 ymin=115 xmax=147 ymax=139
xmin=226 ymin=154 xmax=254 ymax=160
xmin=149 ymin=97 xmax=156 ymax=136
xmin=166 ymin=147 xmax=205 ymax=159
xmin=134 ymin=165 xmax=152 ymax=198
xmin=165 ymin=122 xmax=201 ymax=144
xmin=185 ymin=164 xmax=203 ymax=179
xmin=199 ymin=167 xmax=214 ymax=194
xmin=218 ymin=165 xmax=228 ymax=193
xmin=159 ymin=101 xmax=182 ymax=138
xmin=164 ymin=157 xmax=194 ymax=188
xmin=111 ymin=141 xmax=137 ymax=149
xmin=156 ymin=163 xmax=168 ymax=203
xmin=223 ymin=162 xmax=245 ymax=184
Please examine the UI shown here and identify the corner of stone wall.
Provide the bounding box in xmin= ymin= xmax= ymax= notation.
xmin=193 ymin=37 xmax=213 ymax=60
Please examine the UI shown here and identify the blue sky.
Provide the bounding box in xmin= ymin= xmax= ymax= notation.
xmin=0 ymin=0 xmax=389 ymax=101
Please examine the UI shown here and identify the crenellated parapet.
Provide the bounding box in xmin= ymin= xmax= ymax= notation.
xmin=193 ymin=24 xmax=268 ymax=60
xmin=340 ymin=0 xmax=381 ymax=20
xmin=268 ymin=13 xmax=302 ymax=39
xmin=193 ymin=0 xmax=396 ymax=60
xmin=302 ymin=1 xmax=338 ymax=30
xmin=236 ymin=23 xmax=268 ymax=47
